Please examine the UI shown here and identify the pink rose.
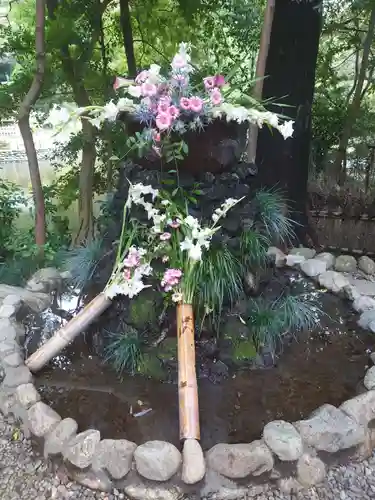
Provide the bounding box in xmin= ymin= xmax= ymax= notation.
xmin=168 ymin=105 xmax=180 ymax=120
xmin=141 ymin=82 xmax=157 ymax=97
xmin=180 ymin=97 xmax=190 ymax=111
xmin=189 ymin=96 xmax=204 ymax=113
xmin=204 ymin=76 xmax=215 ymax=90
xmin=214 ymin=75 xmax=226 ymax=87
xmin=156 ymin=112 xmax=172 ymax=130
xmin=210 ymin=88 xmax=222 ymax=106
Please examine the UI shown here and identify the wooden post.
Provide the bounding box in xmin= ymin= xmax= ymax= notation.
xmin=25 ymin=292 xmax=112 ymax=372
xmin=177 ymin=303 xmax=200 ymax=441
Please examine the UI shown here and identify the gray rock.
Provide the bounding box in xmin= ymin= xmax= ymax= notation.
xmin=340 ymin=391 xmax=375 ymax=427
xmin=0 ymin=341 xmax=17 ymax=357
xmin=335 ymin=255 xmax=357 ymax=273
xmin=206 ymin=441 xmax=274 ymax=479
xmin=353 ymin=296 xmax=375 ymax=313
xmin=92 ymin=439 xmax=137 ymax=480
xmin=318 ymin=271 xmax=350 ymax=293
xmin=27 ymin=402 xmax=61 ymax=437
xmin=16 ymin=383 xmax=40 ymax=410
xmin=290 ymin=247 xmax=316 ymax=259
xmin=344 ymin=285 xmax=361 ymax=301
xmin=0 ymin=319 xmax=17 ymax=342
xmin=267 ymin=247 xmax=286 ymax=268
xmin=300 ymin=258 xmax=327 ymax=278
xmin=348 ymin=278 xmax=375 ymax=297
xmin=0 ymin=285 xmax=50 ymax=312
xmin=124 ymin=482 xmax=183 ymax=500
xmin=181 ymin=438 xmax=205 ymax=484
xmin=26 ymin=267 xmax=62 ymax=293
xmin=297 ymin=454 xmax=326 ymax=486
xmin=285 ymin=254 xmax=305 ymax=267
xmin=315 ymin=252 xmax=335 ymax=270
xmin=263 ymin=420 xmax=303 ymax=461
xmin=68 ymin=467 xmax=112 ymax=492
xmin=278 ymin=477 xmax=304 ymax=494
xmin=2 ymin=294 xmax=23 ymax=309
xmin=2 ymin=351 xmax=23 ymax=367
xmin=63 ymin=429 xmax=100 ymax=468
xmin=294 ymin=404 xmax=365 ymax=452
xmin=358 ymin=309 xmax=375 ymax=332
xmin=44 ymin=418 xmax=78 ymax=456
xmin=364 ymin=367 xmax=375 ymax=390
xmin=134 ymin=440 xmax=181 ymax=481
xmin=358 ymin=256 xmax=375 ymax=275
xmin=2 ymin=365 xmax=32 ymax=388
xmin=0 ymin=305 xmax=17 ymax=319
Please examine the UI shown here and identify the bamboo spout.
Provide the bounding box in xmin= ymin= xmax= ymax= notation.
xmin=25 ymin=292 xmax=112 ymax=372
xmin=177 ymin=303 xmax=200 ymax=441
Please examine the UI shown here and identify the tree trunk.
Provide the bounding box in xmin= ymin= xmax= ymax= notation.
xmin=26 ymin=293 xmax=112 ymax=372
xmin=256 ymin=0 xmax=322 ymax=244
xmin=332 ymin=6 xmax=375 ymax=183
xmin=246 ymin=0 xmax=275 ymax=162
xmin=119 ymin=0 xmax=136 ymax=77
xmin=17 ymin=0 xmax=46 ymax=250
xmin=177 ymin=303 xmax=200 ymax=441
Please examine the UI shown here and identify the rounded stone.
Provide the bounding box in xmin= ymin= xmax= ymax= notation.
xmin=364 ymin=367 xmax=375 ymax=390
xmin=297 ymin=454 xmax=326 ymax=486
xmin=206 ymin=441 xmax=274 ymax=479
xmin=134 ymin=440 xmax=181 ymax=481
xmin=63 ymin=429 xmax=100 ymax=468
xmin=315 ymin=252 xmax=335 ymax=270
xmin=92 ymin=439 xmax=137 ymax=480
xmin=16 ymin=383 xmax=41 ymax=410
xmin=27 ymin=402 xmax=61 ymax=437
xmin=358 ymin=256 xmax=375 ymax=275
xmin=335 ymin=255 xmax=357 ymax=273
xmin=182 ymin=438 xmax=206 ymax=484
xmin=300 ymin=259 xmax=327 ymax=278
xmin=289 ymin=247 xmax=316 ymax=259
xmin=44 ymin=418 xmax=78 ymax=456
xmin=263 ymin=420 xmax=303 ymax=461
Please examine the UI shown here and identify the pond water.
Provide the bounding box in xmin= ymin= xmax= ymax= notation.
xmin=24 ymin=273 xmax=375 ymax=451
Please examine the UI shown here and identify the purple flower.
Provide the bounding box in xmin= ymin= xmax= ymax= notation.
xmin=214 ymin=75 xmax=226 ymax=87
xmin=210 ymin=88 xmax=222 ymax=106
xmin=180 ymin=97 xmax=190 ymax=111
xmin=204 ymin=76 xmax=215 ymax=90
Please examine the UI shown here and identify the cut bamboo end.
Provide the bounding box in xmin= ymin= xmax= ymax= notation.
xmin=25 ymin=293 xmax=112 ymax=373
xmin=177 ymin=303 xmax=200 ymax=441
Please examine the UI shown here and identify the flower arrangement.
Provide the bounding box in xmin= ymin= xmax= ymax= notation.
xmin=48 ymin=42 xmax=294 ymax=159
xmin=104 ymin=181 xmax=243 ymax=306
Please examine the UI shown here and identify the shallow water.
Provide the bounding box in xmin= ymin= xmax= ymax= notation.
xmin=25 ymin=277 xmax=375 ymax=451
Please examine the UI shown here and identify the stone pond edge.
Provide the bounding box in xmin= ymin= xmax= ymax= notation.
xmin=1 ymin=258 xmax=375 ymax=497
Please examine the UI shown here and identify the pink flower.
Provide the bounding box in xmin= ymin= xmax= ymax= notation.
xmin=157 ymin=97 xmax=171 ymax=114
xmin=160 ymin=232 xmax=171 ymax=241
xmin=210 ymin=88 xmax=222 ymax=106
xmin=113 ymin=76 xmax=129 ymax=91
xmin=189 ymin=96 xmax=204 ymax=113
xmin=214 ymin=75 xmax=226 ymax=87
xmin=169 ymin=219 xmax=181 ymax=229
xmin=123 ymin=248 xmax=141 ymax=268
xmin=124 ymin=269 xmax=131 ymax=280
xmin=151 ymin=129 xmax=161 ymax=142
xmin=180 ymin=97 xmax=190 ymax=111
xmin=168 ymin=105 xmax=180 ymax=120
xmin=135 ymin=70 xmax=149 ymax=84
xmin=204 ymin=76 xmax=215 ymax=90
xmin=156 ymin=112 xmax=172 ymax=130
xmin=141 ymin=82 xmax=157 ymax=97
xmin=171 ymin=54 xmax=187 ymax=69
xmin=161 ymin=268 xmax=183 ymax=291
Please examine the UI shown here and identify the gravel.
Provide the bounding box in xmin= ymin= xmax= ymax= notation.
xmin=1 ymin=412 xmax=375 ymax=499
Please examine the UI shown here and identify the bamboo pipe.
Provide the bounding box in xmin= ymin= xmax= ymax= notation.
xmin=177 ymin=303 xmax=200 ymax=441
xmin=25 ymin=292 xmax=112 ymax=372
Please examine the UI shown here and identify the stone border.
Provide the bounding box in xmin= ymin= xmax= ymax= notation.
xmin=1 ymin=261 xmax=375 ymax=498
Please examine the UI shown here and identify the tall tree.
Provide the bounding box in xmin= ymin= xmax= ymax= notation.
xmin=256 ymin=0 xmax=322 ymax=243
xmin=17 ymin=0 xmax=46 ymax=251
xmin=119 ymin=0 xmax=136 ymax=76
xmin=332 ymin=3 xmax=375 ymax=183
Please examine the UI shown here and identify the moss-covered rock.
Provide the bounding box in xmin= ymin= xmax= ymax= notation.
xmin=128 ymin=289 xmax=163 ymax=331
xmin=156 ymin=337 xmax=177 ymax=364
xmin=233 ymin=339 xmax=257 ymax=362
xmin=138 ymin=352 xmax=166 ymax=380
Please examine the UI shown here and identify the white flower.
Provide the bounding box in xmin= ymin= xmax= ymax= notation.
xmin=117 ymin=97 xmax=136 ymax=112
xmin=278 ymin=120 xmax=294 ymax=139
xmin=189 ymin=243 xmax=202 ymax=261
xmin=127 ymin=86 xmax=142 ymax=98
xmin=184 ymin=215 xmax=200 ymax=230
xmin=264 ymin=111 xmax=279 ymax=128
xmin=172 ymin=292 xmax=183 ymax=303
xmin=180 ymin=237 xmax=193 ymax=252
xmin=148 ymin=64 xmax=161 ymax=83
xmin=102 ymin=101 xmax=119 ymax=121
xmin=161 ymin=200 xmax=170 ymax=206
xmin=212 ymin=213 xmax=220 ymax=223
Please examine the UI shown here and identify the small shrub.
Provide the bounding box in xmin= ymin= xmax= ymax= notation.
xmin=104 ymin=326 xmax=144 ymax=375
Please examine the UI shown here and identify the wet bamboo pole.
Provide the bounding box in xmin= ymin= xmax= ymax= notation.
xmin=25 ymin=293 xmax=112 ymax=372
xmin=177 ymin=303 xmax=200 ymax=441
